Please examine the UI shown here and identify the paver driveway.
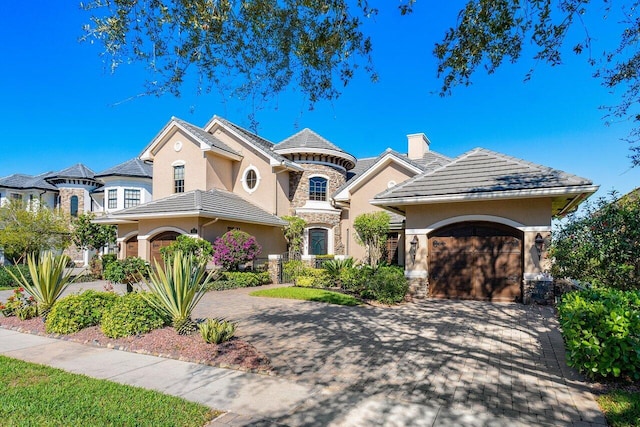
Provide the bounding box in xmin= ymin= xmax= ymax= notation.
xmin=195 ymin=286 xmax=605 ymax=426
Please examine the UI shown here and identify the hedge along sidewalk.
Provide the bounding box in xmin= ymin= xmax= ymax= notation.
xmin=0 ymin=328 xmax=320 ymax=420
xmin=250 ymin=287 xmax=361 ymax=306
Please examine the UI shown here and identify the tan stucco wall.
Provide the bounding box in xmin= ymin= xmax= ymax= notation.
xmin=202 ymin=220 xmax=287 ymax=257
xmin=205 ymin=154 xmax=233 ymax=191
xmin=152 ymin=131 xmax=208 ymax=200
xmin=344 ymin=162 xmax=415 ymax=263
xmin=402 ymin=197 xmax=553 ymax=278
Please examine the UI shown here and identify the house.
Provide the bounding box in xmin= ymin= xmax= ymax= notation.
xmin=95 ymin=114 xmax=598 ymax=302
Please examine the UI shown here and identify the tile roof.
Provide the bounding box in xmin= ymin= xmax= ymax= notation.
xmin=52 ymin=163 xmax=96 ymax=180
xmin=95 ymin=158 xmax=153 ymax=179
xmin=0 ymin=172 xmax=57 ymax=191
xmin=375 ymin=148 xmax=594 ymax=200
xmin=107 ymin=189 xmax=287 ymax=227
xmin=173 ymin=117 xmax=241 ymax=157
xmin=274 ymin=128 xmax=346 ymax=153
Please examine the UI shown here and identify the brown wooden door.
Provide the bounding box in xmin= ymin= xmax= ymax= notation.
xmin=428 ymin=222 xmax=522 ymax=302
xmin=125 ymin=237 xmax=138 ymax=258
xmin=150 ymin=232 xmax=180 ymax=269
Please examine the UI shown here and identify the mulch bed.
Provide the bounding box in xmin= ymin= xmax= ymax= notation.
xmin=0 ymin=316 xmax=272 ymax=375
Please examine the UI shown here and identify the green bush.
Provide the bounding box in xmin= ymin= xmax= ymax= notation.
xmin=104 ymin=257 xmax=150 ymax=285
xmin=295 ymin=268 xmax=331 ymax=288
xmin=101 ymin=253 xmax=118 ymax=273
xmin=558 ymin=288 xmax=640 ymax=379
xmin=46 ymin=291 xmax=118 ymax=334
xmin=339 ymin=265 xmax=372 ymax=293
xmin=0 ymin=265 xmax=33 ymax=288
xmin=198 ymin=318 xmax=236 ymax=344
xmin=160 ymin=235 xmax=213 ymax=264
xmin=283 ymin=260 xmax=311 ymax=282
xmin=367 ymin=266 xmax=408 ymax=304
xmin=323 ymin=258 xmax=355 ymax=287
xmin=101 ymin=293 xmax=166 ymax=338
xmin=222 ymin=271 xmax=270 ymax=287
xmin=0 ymin=287 xmax=36 ymax=318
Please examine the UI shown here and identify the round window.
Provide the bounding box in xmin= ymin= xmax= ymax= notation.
xmin=245 ymin=169 xmax=257 ymax=190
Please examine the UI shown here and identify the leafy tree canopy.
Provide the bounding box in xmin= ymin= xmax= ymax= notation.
xmin=282 ymin=215 xmax=306 ymax=259
xmin=159 ymin=234 xmax=213 ymax=263
xmin=83 ymin=0 xmax=640 ymax=162
xmin=0 ymin=200 xmax=71 ymax=264
xmin=353 ymin=211 xmax=390 ymax=268
xmin=71 ymin=213 xmax=117 ymax=251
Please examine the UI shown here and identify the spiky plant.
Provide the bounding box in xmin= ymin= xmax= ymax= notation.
xmin=143 ymin=251 xmax=216 ymax=335
xmin=5 ymin=252 xmax=77 ymax=319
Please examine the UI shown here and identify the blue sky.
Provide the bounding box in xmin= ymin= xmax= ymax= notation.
xmin=1 ymin=1 xmax=638 ymax=199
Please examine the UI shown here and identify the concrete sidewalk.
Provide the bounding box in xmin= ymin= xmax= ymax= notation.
xmin=0 ymin=328 xmax=317 ymax=425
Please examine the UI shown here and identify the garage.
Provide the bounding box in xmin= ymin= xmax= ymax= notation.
xmin=428 ymin=222 xmax=522 ymax=302
xmin=150 ymin=231 xmax=180 ymax=268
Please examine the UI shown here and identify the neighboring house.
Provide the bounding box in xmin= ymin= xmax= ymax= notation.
xmin=93 ymin=158 xmax=153 ymax=214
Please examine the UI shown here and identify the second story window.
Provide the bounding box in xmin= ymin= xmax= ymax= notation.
xmin=174 ymin=165 xmax=185 ymax=193
xmin=70 ymin=195 xmax=79 ymax=217
xmin=309 ymin=176 xmax=327 ymax=201
xmin=108 ymin=189 xmax=117 ymax=209
xmin=124 ymin=189 xmax=141 ymax=208
xmin=11 ymin=193 xmax=22 ymax=201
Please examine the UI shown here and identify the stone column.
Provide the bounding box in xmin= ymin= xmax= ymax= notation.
xmin=268 ymin=254 xmax=282 ymax=285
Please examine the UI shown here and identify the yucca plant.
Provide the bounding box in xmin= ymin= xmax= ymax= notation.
xmin=6 ymin=252 xmax=77 ymax=318
xmin=143 ymin=251 xmax=217 ymax=335
xmin=198 ymin=318 xmax=236 ymax=344
xmin=323 ymin=257 xmax=355 ymax=288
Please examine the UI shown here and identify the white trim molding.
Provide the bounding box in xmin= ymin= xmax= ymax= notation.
xmin=241 ymin=164 xmax=261 ymax=194
xmin=405 ymin=215 xmax=552 ymax=235
xmin=139 ymin=226 xmax=188 ymax=241
xmin=405 ymin=270 xmax=428 ymax=279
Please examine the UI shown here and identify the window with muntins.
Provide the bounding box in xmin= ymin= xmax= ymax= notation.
xmin=107 ymin=189 xmax=117 ymax=209
xmin=124 ymin=189 xmax=141 ymax=208
xmin=245 ymin=169 xmax=257 ymax=190
xmin=309 ymin=177 xmax=327 ymax=201
xmin=174 ymin=165 xmax=185 ymax=193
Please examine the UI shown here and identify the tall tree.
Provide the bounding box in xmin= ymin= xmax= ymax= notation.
xmin=71 ymin=213 xmax=117 ymax=252
xmin=83 ymin=1 xmax=640 ymax=162
xmin=0 ymin=200 xmax=71 ymax=264
xmin=353 ymin=211 xmax=390 ymax=269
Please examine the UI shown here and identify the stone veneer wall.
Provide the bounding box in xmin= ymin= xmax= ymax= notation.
xmin=58 ymin=188 xmax=86 ymax=217
xmin=288 ymin=163 xmax=347 ymax=255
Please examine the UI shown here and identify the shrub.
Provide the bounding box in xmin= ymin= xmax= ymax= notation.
xmin=144 ymin=252 xmax=217 ymax=335
xmin=222 ymin=271 xmax=270 ymax=287
xmin=104 ymin=257 xmax=150 ymax=291
xmin=101 ymin=253 xmax=118 ymax=273
xmin=0 ymin=287 xmax=36 ymax=318
xmin=45 ymin=291 xmax=118 ymax=334
xmin=295 ymin=268 xmax=331 ymax=288
xmin=323 ymin=258 xmax=355 ymax=287
xmin=558 ymin=288 xmax=640 ymax=379
xmin=339 ymin=265 xmax=374 ymax=294
xmin=101 ymin=292 xmax=166 ymax=338
xmin=368 ymin=266 xmax=408 ymax=304
xmin=212 ymin=230 xmax=261 ymax=271
xmin=283 ymin=260 xmax=311 ymax=282
xmin=160 ymin=235 xmax=213 ymax=264
xmin=199 ymin=318 xmax=236 ymax=344
xmin=0 ymin=265 xmax=33 ymax=288
xmin=5 ymin=252 xmax=77 ymax=317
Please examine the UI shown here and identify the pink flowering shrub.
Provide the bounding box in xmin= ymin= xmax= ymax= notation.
xmin=212 ymin=230 xmax=262 ymax=271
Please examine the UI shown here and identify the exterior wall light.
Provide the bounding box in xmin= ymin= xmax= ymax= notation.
xmin=410 ymin=235 xmax=419 ymax=264
xmin=534 ymin=233 xmax=545 ymax=261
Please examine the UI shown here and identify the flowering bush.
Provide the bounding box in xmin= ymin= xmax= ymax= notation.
xmin=212 ymin=230 xmax=261 ymax=271
xmin=0 ymin=287 xmax=37 ymax=319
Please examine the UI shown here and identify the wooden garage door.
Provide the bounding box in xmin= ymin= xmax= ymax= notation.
xmin=125 ymin=236 xmax=138 ymax=258
xmin=150 ymin=231 xmax=180 ymax=268
xmin=428 ymin=222 xmax=522 ymax=302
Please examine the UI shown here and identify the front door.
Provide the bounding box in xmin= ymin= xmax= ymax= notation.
xmin=309 ymin=228 xmax=328 ymax=255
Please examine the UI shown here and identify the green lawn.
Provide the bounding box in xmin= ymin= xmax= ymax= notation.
xmin=250 ymin=286 xmax=360 ymax=306
xmin=0 ymin=355 xmax=218 ymax=427
xmin=597 ymin=391 xmax=640 ymax=427
xmin=0 ymin=286 xmax=14 ymax=291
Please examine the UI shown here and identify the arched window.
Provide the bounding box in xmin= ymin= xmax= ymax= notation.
xmin=309 ymin=228 xmax=328 ymax=255
xmin=309 ymin=176 xmax=327 ymax=201
xmin=70 ymin=195 xmax=79 ymax=217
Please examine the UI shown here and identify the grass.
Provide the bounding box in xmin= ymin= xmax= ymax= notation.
xmin=0 ymin=355 xmax=218 ymax=427
xmin=597 ymin=390 xmax=640 ymax=427
xmin=0 ymin=286 xmax=14 ymax=291
xmin=250 ymin=286 xmax=360 ymax=306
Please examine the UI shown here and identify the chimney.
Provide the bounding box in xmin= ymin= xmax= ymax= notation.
xmin=407 ymin=133 xmax=430 ymax=160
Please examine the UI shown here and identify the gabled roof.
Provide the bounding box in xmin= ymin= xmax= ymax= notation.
xmin=0 ymin=172 xmax=58 ymax=191
xmin=373 ymin=148 xmax=599 ymax=216
xmin=50 ymin=163 xmax=95 ymax=180
xmin=205 ymin=116 xmax=303 ymax=170
xmin=96 ymin=158 xmax=153 ymax=179
xmin=333 ymin=149 xmax=425 ymax=200
xmin=172 ymin=117 xmax=241 ymax=158
xmin=97 ymin=189 xmax=287 ymax=227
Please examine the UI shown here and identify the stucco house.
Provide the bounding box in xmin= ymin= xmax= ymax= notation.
xmin=94 ymin=114 xmax=598 ymax=302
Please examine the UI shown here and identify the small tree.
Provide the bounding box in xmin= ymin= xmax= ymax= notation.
xmin=282 ymin=216 xmax=306 ymax=260
xmin=160 ymin=235 xmax=213 ymax=264
xmin=212 ymin=230 xmax=261 ymax=271
xmin=353 ymin=211 xmax=390 ymax=269
xmin=71 ymin=213 xmax=116 ymax=252
xmin=0 ymin=200 xmax=71 ymax=264
xmin=550 ymin=191 xmax=640 ymax=290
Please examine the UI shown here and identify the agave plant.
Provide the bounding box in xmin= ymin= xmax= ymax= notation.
xmin=143 ymin=251 xmax=217 ymax=335
xmin=6 ymin=252 xmax=77 ymax=318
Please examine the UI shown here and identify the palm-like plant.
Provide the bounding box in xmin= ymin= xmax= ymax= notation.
xmin=143 ymin=251 xmax=217 ymax=335
xmin=6 ymin=252 xmax=77 ymax=318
